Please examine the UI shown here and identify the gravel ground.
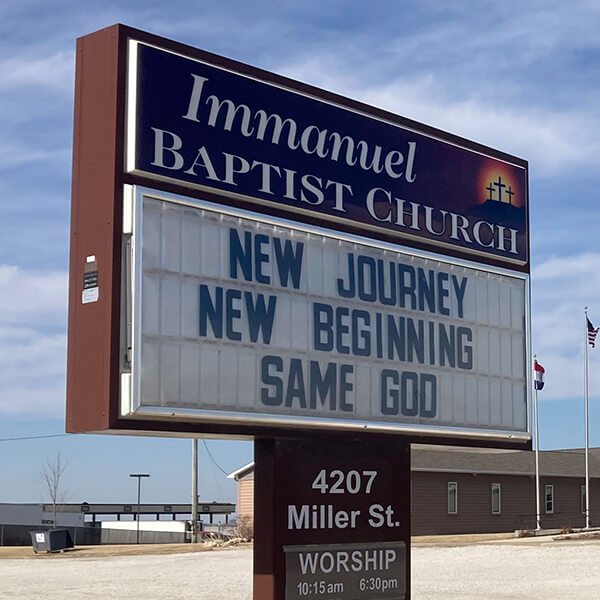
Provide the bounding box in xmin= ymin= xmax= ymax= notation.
xmin=1 ymin=542 xmax=600 ymax=599
xmin=0 ymin=549 xmax=251 ymax=600
xmin=412 ymin=542 xmax=600 ymax=599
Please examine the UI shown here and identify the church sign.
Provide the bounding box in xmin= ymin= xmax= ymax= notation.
xmin=67 ymin=25 xmax=530 ymax=446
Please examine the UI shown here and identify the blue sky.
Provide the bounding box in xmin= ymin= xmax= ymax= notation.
xmin=2 ymin=0 xmax=600 ymax=506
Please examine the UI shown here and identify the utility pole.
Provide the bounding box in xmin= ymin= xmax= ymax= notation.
xmin=192 ymin=439 xmax=198 ymax=543
xmin=129 ymin=473 xmax=150 ymax=544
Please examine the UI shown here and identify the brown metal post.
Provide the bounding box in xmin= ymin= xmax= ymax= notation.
xmin=254 ymin=438 xmax=411 ymax=600
xmin=67 ymin=24 xmax=124 ymax=434
xmin=254 ymin=439 xmax=277 ymax=600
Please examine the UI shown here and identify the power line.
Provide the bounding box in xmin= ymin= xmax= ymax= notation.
xmin=0 ymin=433 xmax=69 ymax=443
xmin=202 ymin=440 xmax=229 ymax=476
xmin=203 ymin=440 xmax=225 ymax=500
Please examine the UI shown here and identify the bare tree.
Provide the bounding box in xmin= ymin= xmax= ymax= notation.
xmin=40 ymin=453 xmax=68 ymax=528
xmin=236 ymin=515 xmax=254 ymax=540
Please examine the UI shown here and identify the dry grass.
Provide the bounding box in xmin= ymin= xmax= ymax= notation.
xmin=412 ymin=532 xmax=514 ymax=546
xmin=0 ymin=541 xmax=251 ymax=560
xmin=553 ymin=531 xmax=600 ymax=542
xmin=0 ymin=533 xmax=515 ymax=559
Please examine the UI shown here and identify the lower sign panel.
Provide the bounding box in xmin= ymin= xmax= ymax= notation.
xmin=285 ymin=541 xmax=406 ymax=600
xmin=125 ymin=187 xmax=530 ymax=440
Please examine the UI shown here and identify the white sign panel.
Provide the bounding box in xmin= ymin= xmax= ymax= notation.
xmin=124 ymin=189 xmax=529 ymax=439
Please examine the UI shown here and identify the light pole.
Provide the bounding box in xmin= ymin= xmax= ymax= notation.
xmin=192 ymin=439 xmax=198 ymax=544
xmin=129 ymin=473 xmax=150 ymax=544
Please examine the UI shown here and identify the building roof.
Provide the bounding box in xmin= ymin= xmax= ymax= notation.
xmin=39 ymin=502 xmax=235 ymax=515
xmin=228 ymin=447 xmax=600 ymax=479
xmin=411 ymin=445 xmax=600 ymax=477
xmin=227 ymin=461 xmax=255 ymax=481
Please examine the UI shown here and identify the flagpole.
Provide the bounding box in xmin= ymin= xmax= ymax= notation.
xmin=584 ymin=306 xmax=591 ymax=529
xmin=534 ymin=354 xmax=541 ymax=530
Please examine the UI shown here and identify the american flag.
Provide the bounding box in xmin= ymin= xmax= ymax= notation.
xmin=588 ymin=318 xmax=599 ymax=348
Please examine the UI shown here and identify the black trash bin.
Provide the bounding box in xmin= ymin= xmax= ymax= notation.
xmin=30 ymin=529 xmax=74 ymax=553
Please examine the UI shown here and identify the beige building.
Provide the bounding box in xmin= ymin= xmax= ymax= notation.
xmin=228 ymin=462 xmax=255 ymax=532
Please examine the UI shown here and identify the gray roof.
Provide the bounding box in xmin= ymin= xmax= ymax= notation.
xmin=229 ymin=447 xmax=600 ymax=479
xmin=412 ymin=445 xmax=600 ymax=478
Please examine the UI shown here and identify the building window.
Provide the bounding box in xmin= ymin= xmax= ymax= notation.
xmin=491 ymin=483 xmax=501 ymax=514
xmin=581 ymin=485 xmax=586 ymax=515
xmin=545 ymin=484 xmax=554 ymax=514
xmin=448 ymin=482 xmax=458 ymax=514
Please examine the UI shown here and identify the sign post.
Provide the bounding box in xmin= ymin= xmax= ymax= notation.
xmin=255 ymin=439 xmax=410 ymax=600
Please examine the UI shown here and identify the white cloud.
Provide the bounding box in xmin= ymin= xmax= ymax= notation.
xmin=363 ymin=87 xmax=591 ymax=174
xmin=531 ymin=252 xmax=600 ymax=400
xmin=266 ymin=2 xmax=600 ymax=178
xmin=533 ymin=353 xmax=586 ymax=404
xmin=0 ymin=51 xmax=74 ymax=93
xmin=276 ymin=58 xmax=600 ymax=176
xmin=387 ymin=2 xmax=600 ymax=72
xmin=0 ymin=145 xmax=71 ymax=170
xmin=0 ymin=382 xmax=66 ymax=417
xmin=0 ymin=329 xmax=66 ymax=417
xmin=532 ymin=253 xmax=600 ymax=282
xmin=0 ymin=265 xmax=67 ymax=321
xmin=0 ymin=327 xmax=66 ymax=374
xmin=0 ymin=266 xmax=67 ymax=416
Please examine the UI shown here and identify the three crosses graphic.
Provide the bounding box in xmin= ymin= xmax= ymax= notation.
xmin=485 ymin=176 xmax=515 ymax=204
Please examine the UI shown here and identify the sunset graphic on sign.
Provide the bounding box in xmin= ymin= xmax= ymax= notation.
xmin=477 ymin=163 xmax=525 ymax=209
